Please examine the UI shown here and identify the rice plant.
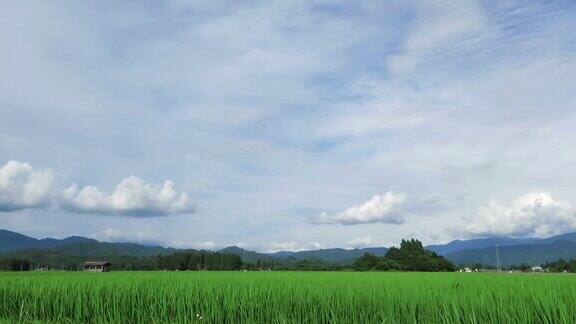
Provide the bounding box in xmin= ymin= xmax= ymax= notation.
xmin=0 ymin=271 xmax=575 ymax=323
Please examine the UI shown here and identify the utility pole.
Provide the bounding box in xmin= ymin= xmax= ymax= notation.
xmin=496 ymin=245 xmax=501 ymax=272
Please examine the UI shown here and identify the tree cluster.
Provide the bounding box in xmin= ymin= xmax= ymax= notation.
xmin=353 ymin=239 xmax=455 ymax=272
xmin=543 ymin=259 xmax=576 ymax=273
xmin=243 ymin=258 xmax=346 ymax=271
xmin=0 ymin=250 xmax=243 ymax=271
xmin=0 ymin=258 xmax=31 ymax=271
xmin=156 ymin=251 xmax=242 ymax=270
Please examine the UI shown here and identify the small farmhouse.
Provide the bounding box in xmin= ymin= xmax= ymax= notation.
xmin=83 ymin=261 xmax=111 ymax=272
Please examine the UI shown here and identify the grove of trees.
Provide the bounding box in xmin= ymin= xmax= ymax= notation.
xmin=544 ymin=259 xmax=576 ymax=272
xmin=353 ymin=239 xmax=456 ymax=272
xmin=0 ymin=251 xmax=243 ymax=271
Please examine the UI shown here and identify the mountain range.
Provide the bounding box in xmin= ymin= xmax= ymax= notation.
xmin=445 ymin=240 xmax=576 ymax=266
xmin=3 ymin=229 xmax=576 ymax=266
xmin=0 ymin=229 xmax=98 ymax=253
xmin=0 ymin=230 xmax=177 ymax=257
xmin=441 ymin=233 xmax=576 ymax=266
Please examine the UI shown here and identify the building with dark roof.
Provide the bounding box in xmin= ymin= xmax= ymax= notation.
xmin=83 ymin=261 xmax=111 ymax=272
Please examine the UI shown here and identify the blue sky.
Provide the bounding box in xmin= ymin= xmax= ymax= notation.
xmin=1 ymin=1 xmax=576 ymax=251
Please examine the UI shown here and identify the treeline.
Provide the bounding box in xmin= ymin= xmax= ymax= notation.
xmin=0 ymin=249 xmax=157 ymax=271
xmin=353 ymin=239 xmax=456 ymax=272
xmin=156 ymin=251 xmax=242 ymax=270
xmin=0 ymin=253 xmax=344 ymax=272
xmin=243 ymin=258 xmax=345 ymax=271
xmin=0 ymin=258 xmax=32 ymax=271
xmin=0 ymin=250 xmax=242 ymax=271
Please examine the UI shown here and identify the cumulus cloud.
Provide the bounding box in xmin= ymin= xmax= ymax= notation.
xmin=0 ymin=161 xmax=55 ymax=212
xmin=61 ymin=176 xmax=196 ymax=216
xmin=0 ymin=160 xmax=196 ymax=216
xmin=465 ymin=192 xmax=576 ymax=238
xmin=318 ymin=192 xmax=406 ymax=225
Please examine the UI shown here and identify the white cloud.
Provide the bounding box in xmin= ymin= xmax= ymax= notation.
xmin=99 ymin=228 xmax=129 ymax=241
xmin=465 ymin=192 xmax=576 ymax=238
xmin=190 ymin=241 xmax=220 ymax=250
xmin=61 ymin=176 xmax=195 ymax=216
xmin=264 ymin=241 xmax=323 ymax=253
xmin=0 ymin=161 xmax=54 ymax=212
xmin=318 ymin=192 xmax=406 ymax=225
xmin=0 ymin=161 xmax=196 ymax=217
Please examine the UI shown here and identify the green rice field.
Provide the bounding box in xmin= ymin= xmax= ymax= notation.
xmin=0 ymin=271 xmax=575 ymax=323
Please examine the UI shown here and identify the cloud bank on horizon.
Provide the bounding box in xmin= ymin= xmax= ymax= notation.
xmin=464 ymin=193 xmax=576 ymax=239
xmin=1 ymin=0 xmax=576 ymax=251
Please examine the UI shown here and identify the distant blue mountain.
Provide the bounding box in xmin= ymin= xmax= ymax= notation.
xmin=266 ymin=232 xmax=576 ymax=264
xmin=426 ymin=237 xmax=537 ymax=255
xmin=539 ymin=232 xmax=576 ymax=244
xmin=427 ymin=232 xmax=576 ymax=255
xmin=444 ymin=240 xmax=576 ymax=267
xmin=269 ymin=251 xmax=296 ymax=258
xmin=0 ymin=229 xmax=177 ymax=257
xmin=0 ymin=229 xmax=97 ymax=253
